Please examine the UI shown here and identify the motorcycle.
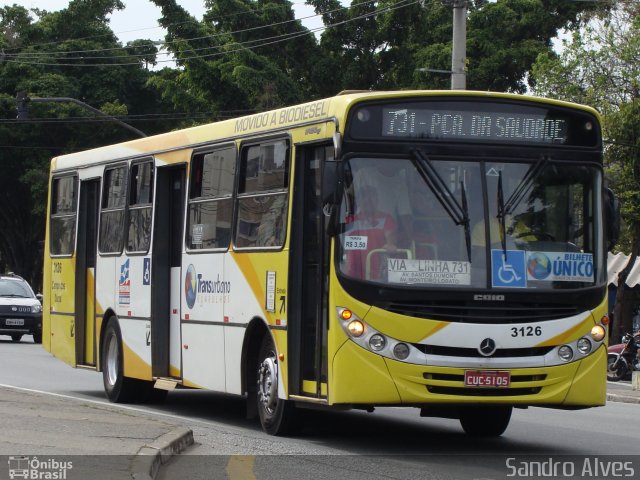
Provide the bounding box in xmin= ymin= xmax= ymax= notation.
xmin=607 ymin=332 xmax=640 ymax=381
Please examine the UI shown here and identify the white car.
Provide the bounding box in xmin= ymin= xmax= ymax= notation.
xmin=0 ymin=274 xmax=42 ymax=343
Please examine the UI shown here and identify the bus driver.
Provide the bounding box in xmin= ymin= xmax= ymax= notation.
xmin=343 ymin=185 xmax=399 ymax=280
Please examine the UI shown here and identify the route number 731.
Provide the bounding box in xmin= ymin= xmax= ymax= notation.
xmin=511 ymin=326 xmax=542 ymax=337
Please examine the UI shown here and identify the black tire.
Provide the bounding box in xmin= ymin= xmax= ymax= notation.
xmin=607 ymin=354 xmax=627 ymax=382
xmin=11 ymin=334 xmax=22 ymax=343
xmin=102 ymin=317 xmax=140 ymax=403
xmin=256 ymin=335 xmax=297 ymax=435
xmin=33 ymin=330 xmax=42 ymax=344
xmin=459 ymin=406 xmax=512 ymax=437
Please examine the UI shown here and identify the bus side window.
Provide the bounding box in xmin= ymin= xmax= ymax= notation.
xmin=99 ymin=165 xmax=128 ymax=254
xmin=50 ymin=175 xmax=78 ymax=256
xmin=127 ymin=160 xmax=154 ymax=253
xmin=187 ymin=147 xmax=236 ymax=250
xmin=235 ymin=140 xmax=290 ymax=249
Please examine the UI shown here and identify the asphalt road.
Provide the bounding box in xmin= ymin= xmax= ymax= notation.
xmin=2 ymin=339 xmax=639 ymax=480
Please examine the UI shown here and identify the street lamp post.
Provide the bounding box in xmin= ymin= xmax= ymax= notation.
xmin=417 ymin=1 xmax=467 ymax=90
xmin=450 ymin=0 xmax=467 ymax=90
xmin=15 ymin=92 xmax=146 ymax=138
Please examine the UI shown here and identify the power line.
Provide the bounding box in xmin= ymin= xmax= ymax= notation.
xmin=1 ymin=0 xmax=376 ymax=59
xmin=0 ymin=0 xmax=322 ymax=53
xmin=1 ymin=1 xmax=417 ymax=67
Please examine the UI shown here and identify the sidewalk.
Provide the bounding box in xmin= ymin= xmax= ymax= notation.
xmin=0 ymin=382 xmax=637 ymax=480
xmin=0 ymin=386 xmax=193 ymax=480
xmin=606 ymin=379 xmax=640 ymax=404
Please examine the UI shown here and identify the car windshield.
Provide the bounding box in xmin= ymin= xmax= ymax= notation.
xmin=0 ymin=279 xmax=34 ymax=298
xmin=336 ymin=157 xmax=603 ymax=290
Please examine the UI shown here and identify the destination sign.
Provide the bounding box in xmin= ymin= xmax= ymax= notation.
xmin=382 ymin=109 xmax=567 ymax=143
xmin=347 ymin=100 xmax=599 ymax=147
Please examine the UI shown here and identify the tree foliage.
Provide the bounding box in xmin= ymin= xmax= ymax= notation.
xmin=0 ymin=0 xmax=169 ymax=288
xmin=531 ymin=3 xmax=640 ymax=337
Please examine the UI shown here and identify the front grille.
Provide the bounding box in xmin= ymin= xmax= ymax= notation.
xmin=424 ymin=373 xmax=547 ymax=382
xmin=384 ymin=300 xmax=580 ymax=323
xmin=424 ymin=373 xmax=547 ymax=396
xmin=413 ymin=344 xmax=554 ymax=358
xmin=427 ymin=386 xmax=541 ymax=396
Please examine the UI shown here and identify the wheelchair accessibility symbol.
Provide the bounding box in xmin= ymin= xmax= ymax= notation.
xmin=491 ymin=250 xmax=526 ymax=288
xmin=143 ymin=257 xmax=151 ymax=286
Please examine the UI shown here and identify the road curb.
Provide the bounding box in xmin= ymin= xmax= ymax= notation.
xmin=131 ymin=427 xmax=194 ymax=480
xmin=607 ymin=393 xmax=640 ymax=405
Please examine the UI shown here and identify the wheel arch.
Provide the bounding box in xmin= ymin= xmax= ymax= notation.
xmin=97 ymin=308 xmax=118 ymax=372
xmin=241 ymin=316 xmax=273 ymax=396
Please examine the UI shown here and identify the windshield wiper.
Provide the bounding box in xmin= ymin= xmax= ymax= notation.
xmin=497 ymin=171 xmax=507 ymax=256
xmin=411 ymin=149 xmax=471 ymax=261
xmin=501 ymin=156 xmax=549 ymax=217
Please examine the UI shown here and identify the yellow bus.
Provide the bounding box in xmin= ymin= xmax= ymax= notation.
xmin=43 ymin=90 xmax=618 ymax=436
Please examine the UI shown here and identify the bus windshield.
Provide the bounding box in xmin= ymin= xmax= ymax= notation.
xmin=337 ymin=157 xmax=603 ymax=290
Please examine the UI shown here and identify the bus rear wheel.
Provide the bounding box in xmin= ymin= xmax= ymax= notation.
xmin=459 ymin=406 xmax=512 ymax=437
xmin=256 ymin=335 xmax=296 ymax=435
xmin=102 ymin=318 xmax=140 ymax=403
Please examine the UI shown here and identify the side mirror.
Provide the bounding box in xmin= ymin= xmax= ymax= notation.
xmin=322 ymin=160 xmax=343 ymax=237
xmin=36 ymin=293 xmax=43 ymax=304
xmin=322 ymin=161 xmax=337 ymax=205
xmin=604 ymin=187 xmax=620 ymax=251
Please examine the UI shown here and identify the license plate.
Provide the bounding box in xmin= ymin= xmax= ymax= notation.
xmin=464 ymin=370 xmax=510 ymax=388
xmin=5 ymin=318 xmax=24 ymax=326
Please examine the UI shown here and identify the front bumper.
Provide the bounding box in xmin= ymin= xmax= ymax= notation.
xmin=0 ymin=314 xmax=42 ymax=336
xmin=330 ymin=340 xmax=607 ymax=407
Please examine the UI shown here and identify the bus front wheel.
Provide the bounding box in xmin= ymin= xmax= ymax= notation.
xmin=459 ymin=406 xmax=512 ymax=437
xmin=256 ymin=335 xmax=296 ymax=435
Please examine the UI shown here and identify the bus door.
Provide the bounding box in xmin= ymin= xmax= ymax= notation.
xmin=75 ymin=178 xmax=99 ymax=366
xmin=289 ymin=145 xmax=332 ymax=398
xmin=151 ymin=165 xmax=186 ymax=379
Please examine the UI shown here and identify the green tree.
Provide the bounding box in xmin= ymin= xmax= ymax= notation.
xmin=150 ymin=0 xmax=329 ymax=115
xmin=531 ymin=4 xmax=640 ymax=338
xmin=126 ymin=39 xmax=159 ymax=70
xmin=309 ymin=0 xmax=597 ymax=92
xmin=0 ymin=0 xmax=172 ymax=288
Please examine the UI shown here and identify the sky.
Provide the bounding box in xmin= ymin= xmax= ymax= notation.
xmin=1 ymin=0 xmax=321 ymax=44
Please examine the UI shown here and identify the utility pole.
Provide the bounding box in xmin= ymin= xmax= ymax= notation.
xmin=15 ymin=92 xmax=146 ymax=138
xmin=450 ymin=0 xmax=467 ymax=90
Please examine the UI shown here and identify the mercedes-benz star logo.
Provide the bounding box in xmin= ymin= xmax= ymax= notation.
xmin=478 ymin=338 xmax=497 ymax=357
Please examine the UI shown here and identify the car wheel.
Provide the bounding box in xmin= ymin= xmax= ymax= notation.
xmin=11 ymin=334 xmax=22 ymax=343
xmin=33 ymin=330 xmax=42 ymax=344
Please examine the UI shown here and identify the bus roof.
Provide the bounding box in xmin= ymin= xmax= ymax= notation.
xmin=51 ymin=90 xmax=600 ymax=172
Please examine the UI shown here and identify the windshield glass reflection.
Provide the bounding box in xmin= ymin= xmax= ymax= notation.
xmin=336 ymin=157 xmax=602 ymax=290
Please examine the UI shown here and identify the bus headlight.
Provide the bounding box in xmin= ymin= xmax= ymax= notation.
xmin=393 ymin=343 xmax=410 ymax=360
xmin=369 ymin=334 xmax=386 ymax=351
xmin=558 ymin=345 xmax=574 ymax=362
xmin=336 ymin=307 xmax=416 ymax=363
xmin=577 ymin=338 xmax=592 ymax=354
xmin=591 ymin=325 xmax=606 ymax=342
xmin=347 ymin=320 xmax=365 ymax=337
